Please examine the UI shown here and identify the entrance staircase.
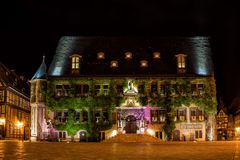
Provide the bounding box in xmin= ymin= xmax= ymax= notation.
xmin=102 ymin=134 xmax=162 ymax=143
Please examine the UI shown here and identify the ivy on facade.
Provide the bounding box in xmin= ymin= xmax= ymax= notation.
xmin=45 ymin=77 xmax=217 ymax=140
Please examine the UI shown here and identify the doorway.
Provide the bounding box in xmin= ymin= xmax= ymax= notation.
xmin=173 ymin=130 xmax=180 ymax=141
xmin=79 ymin=131 xmax=87 ymax=142
xmin=124 ymin=115 xmax=138 ymax=134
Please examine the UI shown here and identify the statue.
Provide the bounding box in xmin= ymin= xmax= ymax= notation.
xmin=128 ymin=80 xmax=133 ymax=90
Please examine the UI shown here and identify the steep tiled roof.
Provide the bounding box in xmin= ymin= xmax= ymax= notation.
xmin=0 ymin=63 xmax=29 ymax=96
xmin=48 ymin=36 xmax=213 ymax=77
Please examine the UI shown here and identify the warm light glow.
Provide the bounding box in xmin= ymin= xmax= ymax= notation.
xmin=175 ymin=54 xmax=186 ymax=69
xmin=236 ymin=127 xmax=240 ymax=131
xmin=0 ymin=118 xmax=5 ymax=124
xmin=140 ymin=60 xmax=148 ymax=67
xmin=123 ymin=80 xmax=138 ymax=93
xmin=111 ymin=130 xmax=117 ymax=137
xmin=153 ymin=52 xmax=160 ymax=59
xmin=110 ymin=61 xmax=118 ymax=68
xmin=125 ymin=52 xmax=132 ymax=59
xmin=16 ymin=121 xmax=23 ymax=128
xmin=97 ymin=52 xmax=105 ymax=59
xmin=146 ymin=129 xmax=155 ymax=136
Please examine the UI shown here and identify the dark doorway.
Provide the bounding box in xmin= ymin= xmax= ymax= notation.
xmin=124 ymin=115 xmax=138 ymax=134
xmin=79 ymin=131 xmax=87 ymax=142
xmin=173 ymin=130 xmax=180 ymax=141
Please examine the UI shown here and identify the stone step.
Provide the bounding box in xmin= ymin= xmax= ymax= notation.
xmin=102 ymin=134 xmax=162 ymax=143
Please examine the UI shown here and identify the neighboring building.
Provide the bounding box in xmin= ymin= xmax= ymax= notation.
xmin=216 ymin=109 xmax=228 ymax=140
xmin=227 ymin=97 xmax=240 ymax=140
xmin=30 ymin=36 xmax=217 ymax=142
xmin=0 ymin=63 xmax=30 ymax=140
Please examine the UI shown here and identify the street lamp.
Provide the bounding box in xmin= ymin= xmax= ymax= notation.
xmin=0 ymin=118 xmax=5 ymax=124
xmin=16 ymin=121 xmax=23 ymax=140
xmin=0 ymin=118 xmax=6 ymax=139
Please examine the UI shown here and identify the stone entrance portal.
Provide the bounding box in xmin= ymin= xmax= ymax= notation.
xmin=124 ymin=115 xmax=139 ymax=134
xmin=116 ymin=107 xmax=146 ymax=134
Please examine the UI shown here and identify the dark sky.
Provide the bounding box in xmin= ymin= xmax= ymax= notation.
xmin=1 ymin=1 xmax=239 ymax=106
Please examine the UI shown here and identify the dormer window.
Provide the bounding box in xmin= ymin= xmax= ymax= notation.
xmin=70 ymin=54 xmax=81 ymax=75
xmin=153 ymin=52 xmax=160 ymax=59
xmin=97 ymin=52 xmax=105 ymax=59
xmin=71 ymin=54 xmax=81 ymax=69
xmin=140 ymin=60 xmax=148 ymax=67
xmin=110 ymin=61 xmax=118 ymax=68
xmin=125 ymin=52 xmax=132 ymax=59
xmin=175 ymin=54 xmax=187 ymax=69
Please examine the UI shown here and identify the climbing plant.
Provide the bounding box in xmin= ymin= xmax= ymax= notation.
xmin=46 ymin=77 xmax=217 ymax=141
xmin=56 ymin=109 xmax=88 ymax=141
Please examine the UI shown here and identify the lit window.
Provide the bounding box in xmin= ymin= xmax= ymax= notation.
xmin=70 ymin=54 xmax=81 ymax=69
xmin=140 ymin=60 xmax=148 ymax=67
xmin=175 ymin=54 xmax=187 ymax=69
xmin=153 ymin=52 xmax=160 ymax=59
xmin=97 ymin=52 xmax=105 ymax=59
xmin=125 ymin=52 xmax=132 ymax=59
xmin=110 ymin=61 xmax=118 ymax=68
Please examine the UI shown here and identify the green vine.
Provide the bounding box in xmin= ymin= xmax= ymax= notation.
xmin=46 ymin=77 xmax=217 ymax=141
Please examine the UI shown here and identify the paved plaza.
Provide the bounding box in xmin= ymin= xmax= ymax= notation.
xmin=0 ymin=140 xmax=240 ymax=160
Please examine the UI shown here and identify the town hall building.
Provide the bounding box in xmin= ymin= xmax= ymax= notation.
xmin=30 ymin=36 xmax=217 ymax=142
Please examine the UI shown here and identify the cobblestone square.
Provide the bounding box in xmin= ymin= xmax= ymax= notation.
xmin=0 ymin=141 xmax=239 ymax=160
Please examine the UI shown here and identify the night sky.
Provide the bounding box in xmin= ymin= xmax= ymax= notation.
xmin=1 ymin=1 xmax=239 ymax=106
